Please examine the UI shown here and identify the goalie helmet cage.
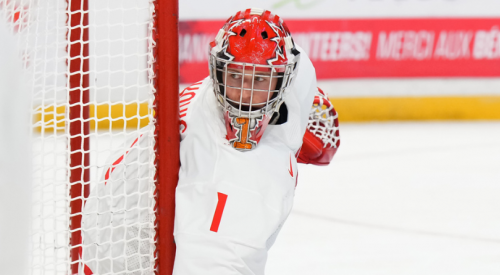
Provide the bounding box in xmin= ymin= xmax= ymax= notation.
xmin=1 ymin=0 xmax=178 ymax=274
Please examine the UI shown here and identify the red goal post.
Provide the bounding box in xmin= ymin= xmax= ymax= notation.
xmin=1 ymin=0 xmax=179 ymax=274
xmin=156 ymin=0 xmax=180 ymax=273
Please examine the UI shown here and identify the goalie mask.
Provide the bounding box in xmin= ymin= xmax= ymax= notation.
xmin=209 ymin=8 xmax=300 ymax=151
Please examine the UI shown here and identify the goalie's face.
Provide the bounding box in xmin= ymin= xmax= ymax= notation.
xmin=208 ymin=8 xmax=300 ymax=151
xmin=223 ymin=68 xmax=279 ymax=112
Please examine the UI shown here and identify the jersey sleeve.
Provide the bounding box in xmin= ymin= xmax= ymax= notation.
xmin=82 ymin=127 xmax=155 ymax=274
xmin=294 ymin=44 xmax=319 ymax=138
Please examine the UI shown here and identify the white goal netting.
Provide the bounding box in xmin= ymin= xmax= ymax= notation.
xmin=0 ymin=0 xmax=159 ymax=274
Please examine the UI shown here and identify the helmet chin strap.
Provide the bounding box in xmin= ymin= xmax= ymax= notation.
xmin=269 ymin=100 xmax=285 ymax=125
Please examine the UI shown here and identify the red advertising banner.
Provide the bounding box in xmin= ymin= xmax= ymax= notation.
xmin=179 ymin=18 xmax=500 ymax=83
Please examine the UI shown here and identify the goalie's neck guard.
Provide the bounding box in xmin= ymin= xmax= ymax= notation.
xmin=208 ymin=8 xmax=301 ymax=151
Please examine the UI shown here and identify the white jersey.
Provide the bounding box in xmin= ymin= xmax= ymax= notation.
xmin=82 ymin=46 xmax=317 ymax=275
xmin=174 ymin=47 xmax=317 ymax=275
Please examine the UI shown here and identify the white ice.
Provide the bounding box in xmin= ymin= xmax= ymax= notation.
xmin=267 ymin=121 xmax=500 ymax=275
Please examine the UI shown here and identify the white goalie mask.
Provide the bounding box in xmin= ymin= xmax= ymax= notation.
xmin=208 ymin=8 xmax=300 ymax=151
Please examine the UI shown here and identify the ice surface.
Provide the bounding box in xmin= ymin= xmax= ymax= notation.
xmin=267 ymin=121 xmax=500 ymax=275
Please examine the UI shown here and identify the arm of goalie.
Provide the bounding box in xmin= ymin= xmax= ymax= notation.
xmin=297 ymin=87 xmax=340 ymax=166
xmin=82 ymin=128 xmax=155 ymax=274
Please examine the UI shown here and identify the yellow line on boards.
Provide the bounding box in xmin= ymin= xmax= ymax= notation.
xmin=32 ymin=96 xmax=500 ymax=132
xmin=332 ymin=96 xmax=500 ymax=122
xmin=33 ymin=102 xmax=151 ymax=132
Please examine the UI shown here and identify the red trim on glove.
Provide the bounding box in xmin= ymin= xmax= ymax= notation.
xmin=297 ymin=130 xmax=338 ymax=166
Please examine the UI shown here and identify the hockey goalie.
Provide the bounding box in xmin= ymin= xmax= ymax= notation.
xmin=82 ymin=8 xmax=340 ymax=275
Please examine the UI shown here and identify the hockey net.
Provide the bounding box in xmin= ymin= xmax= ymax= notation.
xmin=0 ymin=0 xmax=177 ymax=274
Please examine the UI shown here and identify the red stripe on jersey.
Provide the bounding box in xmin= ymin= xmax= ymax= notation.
xmin=179 ymin=91 xmax=196 ymax=103
xmin=77 ymin=246 xmax=94 ymax=274
xmin=84 ymin=264 xmax=93 ymax=275
xmin=210 ymin=192 xmax=228 ymax=232
xmin=179 ymin=101 xmax=190 ymax=108
xmin=180 ymin=120 xmax=188 ymax=133
xmin=296 ymin=171 xmax=299 ymax=188
xmin=103 ymin=136 xmax=141 ymax=185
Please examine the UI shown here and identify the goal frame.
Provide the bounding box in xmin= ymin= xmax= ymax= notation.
xmin=154 ymin=0 xmax=180 ymax=273
xmin=67 ymin=0 xmax=179 ymax=274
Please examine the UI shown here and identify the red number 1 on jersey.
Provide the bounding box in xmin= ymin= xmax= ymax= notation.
xmin=210 ymin=192 xmax=228 ymax=232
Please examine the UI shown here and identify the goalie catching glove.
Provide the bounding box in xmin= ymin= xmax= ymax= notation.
xmin=297 ymin=87 xmax=340 ymax=165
